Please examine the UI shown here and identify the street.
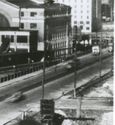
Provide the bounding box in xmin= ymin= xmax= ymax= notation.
xmin=0 ymin=56 xmax=113 ymax=125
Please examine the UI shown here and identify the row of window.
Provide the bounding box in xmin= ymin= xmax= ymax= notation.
xmin=80 ymin=26 xmax=90 ymax=30
xmin=74 ymin=16 xmax=89 ymax=19
xmin=20 ymin=23 xmax=37 ymax=29
xmin=52 ymin=41 xmax=66 ymax=49
xmin=2 ymin=35 xmax=28 ymax=43
xmin=74 ymin=21 xmax=90 ymax=24
xmin=72 ymin=23 xmax=90 ymax=30
xmin=75 ymin=10 xmax=90 ymax=13
xmin=21 ymin=12 xmax=37 ymax=17
xmin=74 ymin=5 xmax=89 ymax=8
xmin=21 ymin=11 xmax=69 ymax=18
xmin=54 ymin=49 xmax=66 ymax=57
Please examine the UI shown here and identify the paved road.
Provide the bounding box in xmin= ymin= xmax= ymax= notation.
xmin=0 ymin=55 xmax=113 ymax=125
xmin=0 ymin=49 xmax=111 ymax=99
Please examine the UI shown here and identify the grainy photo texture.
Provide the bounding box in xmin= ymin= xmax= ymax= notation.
xmin=0 ymin=0 xmax=114 ymax=125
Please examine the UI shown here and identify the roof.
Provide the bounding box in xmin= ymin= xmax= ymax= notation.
xmin=6 ymin=0 xmax=71 ymax=9
xmin=6 ymin=0 xmax=39 ymax=8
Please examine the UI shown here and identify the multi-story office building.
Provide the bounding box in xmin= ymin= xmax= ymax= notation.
xmin=0 ymin=0 xmax=71 ymax=58
xmin=55 ymin=0 xmax=102 ymax=33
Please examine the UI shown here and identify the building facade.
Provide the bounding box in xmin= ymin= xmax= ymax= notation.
xmin=55 ymin=0 xmax=102 ymax=33
xmin=0 ymin=0 xmax=19 ymax=28
xmin=0 ymin=0 xmax=72 ymax=58
xmin=101 ymin=0 xmax=114 ymax=22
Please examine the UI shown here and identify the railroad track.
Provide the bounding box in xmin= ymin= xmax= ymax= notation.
xmin=63 ymin=70 xmax=113 ymax=97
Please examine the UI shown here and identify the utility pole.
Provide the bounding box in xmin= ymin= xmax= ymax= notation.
xmin=42 ymin=25 xmax=48 ymax=99
xmin=73 ymin=50 xmax=77 ymax=98
xmin=99 ymin=14 xmax=103 ymax=78
xmin=99 ymin=31 xmax=102 ymax=78
xmin=72 ymin=26 xmax=77 ymax=98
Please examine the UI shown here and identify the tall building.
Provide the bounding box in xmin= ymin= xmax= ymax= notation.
xmin=55 ymin=0 xmax=102 ymax=33
xmin=0 ymin=0 xmax=71 ymax=58
xmin=101 ymin=0 xmax=114 ymax=22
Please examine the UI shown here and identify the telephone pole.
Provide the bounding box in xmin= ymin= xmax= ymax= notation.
xmin=42 ymin=25 xmax=48 ymax=99
xmin=72 ymin=26 xmax=77 ymax=98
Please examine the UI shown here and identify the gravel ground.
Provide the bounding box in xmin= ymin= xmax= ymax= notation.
xmin=85 ymin=77 xmax=113 ymax=97
xmin=63 ymin=77 xmax=113 ymax=125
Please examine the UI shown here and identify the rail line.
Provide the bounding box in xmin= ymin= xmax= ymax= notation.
xmin=62 ymin=70 xmax=113 ymax=98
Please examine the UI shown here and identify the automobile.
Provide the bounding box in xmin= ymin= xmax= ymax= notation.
xmin=92 ymin=46 xmax=100 ymax=55
xmin=5 ymin=91 xmax=24 ymax=103
xmin=108 ymin=46 xmax=113 ymax=53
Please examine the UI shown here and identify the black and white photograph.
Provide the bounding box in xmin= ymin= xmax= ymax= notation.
xmin=0 ymin=0 xmax=114 ymax=125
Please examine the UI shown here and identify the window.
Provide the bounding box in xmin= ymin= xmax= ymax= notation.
xmin=20 ymin=23 xmax=24 ymax=29
xmin=74 ymin=21 xmax=77 ymax=24
xmin=87 ymin=16 xmax=89 ymax=19
xmin=11 ymin=36 xmax=14 ymax=42
xmin=17 ymin=36 xmax=27 ymax=43
xmin=80 ymin=25 xmax=83 ymax=30
xmin=86 ymin=21 xmax=90 ymax=24
xmin=86 ymin=27 xmax=90 ymax=30
xmin=30 ymin=23 xmax=37 ymax=29
xmin=80 ymin=21 xmax=83 ymax=24
xmin=21 ymin=12 xmax=24 ymax=16
xmin=30 ymin=12 xmax=37 ymax=17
